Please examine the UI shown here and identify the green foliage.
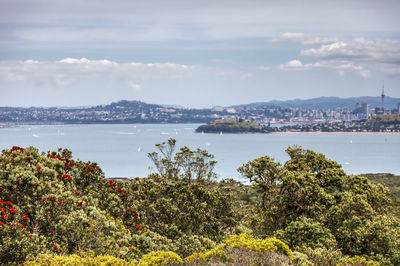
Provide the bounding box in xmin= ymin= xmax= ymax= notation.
xmin=138 ymin=251 xmax=182 ymax=266
xmin=25 ymin=253 xmax=137 ymax=265
xmin=238 ymin=146 xmax=398 ymax=265
xmin=148 ymin=138 xmax=216 ymax=182
xmin=367 ymin=114 xmax=400 ymax=124
xmin=0 ymin=146 xmax=143 ymax=264
xmin=185 ymin=234 xmax=291 ymax=265
xmin=1 ymin=143 xmax=398 ymax=265
xmin=338 ymin=255 xmax=380 ymax=266
xmin=294 ymin=247 xmax=343 ymax=266
xmin=195 ymin=119 xmax=271 ymax=134
xmin=276 ymin=216 xmax=337 ymax=249
xmin=364 ymin=173 xmax=400 ymax=216
xmin=126 ymin=175 xmax=236 ymax=254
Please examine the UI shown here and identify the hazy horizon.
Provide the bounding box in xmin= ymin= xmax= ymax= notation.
xmin=1 ymin=0 xmax=399 ymax=108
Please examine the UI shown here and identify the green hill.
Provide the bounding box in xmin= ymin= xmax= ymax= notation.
xmin=195 ymin=119 xmax=271 ymax=134
xmin=368 ymin=114 xmax=400 ymax=124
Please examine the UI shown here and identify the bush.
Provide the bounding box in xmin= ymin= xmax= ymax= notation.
xmin=0 ymin=146 xmax=144 ymax=263
xmin=276 ymin=216 xmax=337 ymax=249
xmin=338 ymin=256 xmax=380 ymax=266
xmin=24 ymin=253 xmax=137 ymax=265
xmin=185 ymin=234 xmax=291 ymax=265
xmin=294 ymin=247 xmax=343 ymax=266
xmin=138 ymin=251 xmax=182 ymax=266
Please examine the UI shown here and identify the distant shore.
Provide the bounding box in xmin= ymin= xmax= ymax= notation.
xmin=272 ymin=131 xmax=400 ymax=134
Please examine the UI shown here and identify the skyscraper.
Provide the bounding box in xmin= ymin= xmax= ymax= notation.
xmin=381 ymin=81 xmax=385 ymax=113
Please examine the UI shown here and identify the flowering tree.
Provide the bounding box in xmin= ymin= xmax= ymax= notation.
xmin=0 ymin=146 xmax=144 ymax=264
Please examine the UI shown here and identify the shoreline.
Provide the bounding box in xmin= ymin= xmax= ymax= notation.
xmin=271 ymin=131 xmax=400 ymax=135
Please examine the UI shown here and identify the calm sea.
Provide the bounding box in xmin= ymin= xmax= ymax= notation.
xmin=0 ymin=124 xmax=399 ymax=180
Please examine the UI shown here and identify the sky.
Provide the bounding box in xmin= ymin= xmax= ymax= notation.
xmin=0 ymin=0 xmax=400 ymax=108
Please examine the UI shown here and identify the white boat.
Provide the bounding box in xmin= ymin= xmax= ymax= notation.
xmin=138 ymin=147 xmax=142 ymax=152
xmin=220 ymin=131 xmax=223 ymax=135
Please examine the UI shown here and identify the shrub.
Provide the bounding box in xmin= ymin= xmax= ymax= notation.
xmin=185 ymin=234 xmax=291 ymax=265
xmin=338 ymin=256 xmax=380 ymax=266
xmin=24 ymin=253 xmax=137 ymax=265
xmin=0 ymin=146 xmax=144 ymax=263
xmin=276 ymin=216 xmax=337 ymax=249
xmin=138 ymin=251 xmax=183 ymax=266
xmin=295 ymin=247 xmax=343 ymax=266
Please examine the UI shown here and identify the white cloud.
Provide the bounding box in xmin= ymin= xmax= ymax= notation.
xmin=272 ymin=32 xmax=337 ymax=45
xmin=280 ymin=59 xmax=370 ymax=77
xmin=279 ymin=37 xmax=400 ymax=77
xmin=300 ymin=38 xmax=400 ymax=64
xmin=280 ymin=60 xmax=310 ymax=70
xmin=0 ymin=58 xmax=252 ymax=90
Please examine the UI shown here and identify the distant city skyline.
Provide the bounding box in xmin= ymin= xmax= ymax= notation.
xmin=1 ymin=0 xmax=399 ymax=108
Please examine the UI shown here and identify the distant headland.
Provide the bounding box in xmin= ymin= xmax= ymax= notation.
xmin=195 ymin=119 xmax=273 ymax=134
xmin=196 ymin=114 xmax=400 ymax=134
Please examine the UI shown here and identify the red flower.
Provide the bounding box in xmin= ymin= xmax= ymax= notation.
xmin=16 ymin=178 xmax=20 ymax=182
xmin=59 ymin=249 xmax=63 ymax=253
xmin=53 ymin=245 xmax=57 ymax=249
xmin=29 ymin=234 xmax=32 ymax=237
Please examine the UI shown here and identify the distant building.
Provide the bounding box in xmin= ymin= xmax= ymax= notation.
xmin=361 ymin=101 xmax=370 ymax=118
xmin=381 ymin=81 xmax=385 ymax=112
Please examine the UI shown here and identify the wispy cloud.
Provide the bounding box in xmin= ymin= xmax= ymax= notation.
xmin=0 ymin=58 xmax=254 ymax=88
xmin=272 ymin=32 xmax=337 ymax=45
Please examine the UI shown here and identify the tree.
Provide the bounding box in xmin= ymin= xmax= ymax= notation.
xmin=148 ymin=138 xmax=217 ymax=183
xmin=238 ymin=146 xmax=398 ymax=264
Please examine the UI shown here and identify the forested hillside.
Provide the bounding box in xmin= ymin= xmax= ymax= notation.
xmin=1 ymin=140 xmax=398 ymax=265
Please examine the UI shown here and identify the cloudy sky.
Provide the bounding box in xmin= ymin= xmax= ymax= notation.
xmin=1 ymin=0 xmax=399 ymax=108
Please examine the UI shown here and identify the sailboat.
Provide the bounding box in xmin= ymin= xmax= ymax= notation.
xmin=220 ymin=131 xmax=223 ymax=136
xmin=138 ymin=147 xmax=142 ymax=152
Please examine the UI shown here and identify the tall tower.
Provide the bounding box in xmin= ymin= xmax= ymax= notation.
xmin=381 ymin=81 xmax=385 ymax=113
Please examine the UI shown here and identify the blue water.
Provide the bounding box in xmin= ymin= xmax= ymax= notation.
xmin=0 ymin=124 xmax=399 ymax=180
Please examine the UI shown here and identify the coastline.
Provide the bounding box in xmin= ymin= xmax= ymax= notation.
xmin=271 ymin=131 xmax=400 ymax=134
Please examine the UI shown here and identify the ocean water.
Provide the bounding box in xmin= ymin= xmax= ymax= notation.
xmin=0 ymin=124 xmax=399 ymax=180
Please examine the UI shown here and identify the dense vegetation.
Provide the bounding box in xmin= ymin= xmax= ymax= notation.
xmin=1 ymin=140 xmax=399 ymax=265
xmin=368 ymin=114 xmax=400 ymax=125
xmin=196 ymin=119 xmax=272 ymax=133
